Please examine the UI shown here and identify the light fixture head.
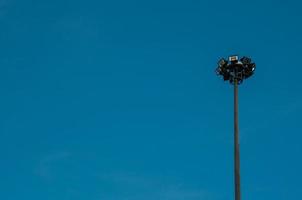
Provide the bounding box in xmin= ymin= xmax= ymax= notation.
xmin=240 ymin=57 xmax=251 ymax=65
xmin=215 ymin=67 xmax=222 ymax=75
xmin=229 ymin=55 xmax=238 ymax=62
xmin=218 ymin=58 xmax=228 ymax=67
xmin=216 ymin=55 xmax=255 ymax=85
xmin=246 ymin=63 xmax=256 ymax=72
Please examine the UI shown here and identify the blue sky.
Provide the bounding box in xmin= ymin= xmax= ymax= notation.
xmin=0 ymin=0 xmax=302 ymax=199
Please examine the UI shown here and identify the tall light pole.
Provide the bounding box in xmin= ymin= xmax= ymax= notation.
xmin=215 ymin=55 xmax=256 ymax=200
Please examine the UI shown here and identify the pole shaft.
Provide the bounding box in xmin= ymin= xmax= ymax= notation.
xmin=234 ymin=80 xmax=241 ymax=200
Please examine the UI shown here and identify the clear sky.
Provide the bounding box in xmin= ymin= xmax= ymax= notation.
xmin=0 ymin=0 xmax=302 ymax=199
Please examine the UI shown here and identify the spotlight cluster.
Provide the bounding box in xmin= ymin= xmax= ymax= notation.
xmin=216 ymin=55 xmax=256 ymax=84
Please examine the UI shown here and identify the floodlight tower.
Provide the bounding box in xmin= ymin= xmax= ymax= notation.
xmin=215 ymin=55 xmax=256 ymax=200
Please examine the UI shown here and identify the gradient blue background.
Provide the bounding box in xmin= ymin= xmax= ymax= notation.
xmin=1 ymin=0 xmax=302 ymax=199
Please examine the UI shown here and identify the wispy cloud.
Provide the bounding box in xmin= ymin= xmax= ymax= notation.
xmin=97 ymin=171 xmax=215 ymax=200
xmin=158 ymin=187 xmax=210 ymax=200
xmin=0 ymin=0 xmax=10 ymax=14
xmin=34 ymin=151 xmax=71 ymax=181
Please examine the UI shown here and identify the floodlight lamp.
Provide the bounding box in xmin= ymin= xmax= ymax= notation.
xmin=229 ymin=55 xmax=238 ymax=62
xmin=223 ymin=74 xmax=230 ymax=81
xmin=218 ymin=58 xmax=227 ymax=67
xmin=244 ymin=72 xmax=253 ymax=78
xmin=215 ymin=67 xmax=222 ymax=75
xmin=249 ymin=63 xmax=256 ymax=71
xmin=240 ymin=57 xmax=251 ymax=65
xmin=252 ymin=63 xmax=256 ymax=68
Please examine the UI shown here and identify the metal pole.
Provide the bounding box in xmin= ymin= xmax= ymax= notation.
xmin=216 ymin=55 xmax=255 ymax=200
xmin=234 ymin=79 xmax=241 ymax=200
